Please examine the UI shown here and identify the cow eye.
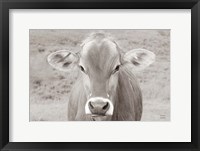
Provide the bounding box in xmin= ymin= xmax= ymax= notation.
xmin=79 ymin=65 xmax=85 ymax=73
xmin=113 ymin=65 xmax=120 ymax=74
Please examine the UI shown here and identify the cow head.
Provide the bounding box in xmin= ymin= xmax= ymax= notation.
xmin=47 ymin=32 xmax=155 ymax=120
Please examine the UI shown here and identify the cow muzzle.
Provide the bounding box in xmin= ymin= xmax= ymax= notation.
xmin=85 ymin=97 xmax=114 ymax=116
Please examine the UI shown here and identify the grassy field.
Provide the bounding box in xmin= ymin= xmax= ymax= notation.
xmin=29 ymin=29 xmax=170 ymax=121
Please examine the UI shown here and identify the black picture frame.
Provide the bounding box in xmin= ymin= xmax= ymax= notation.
xmin=0 ymin=0 xmax=200 ymax=151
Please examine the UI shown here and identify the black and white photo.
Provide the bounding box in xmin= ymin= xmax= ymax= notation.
xmin=30 ymin=29 xmax=170 ymax=121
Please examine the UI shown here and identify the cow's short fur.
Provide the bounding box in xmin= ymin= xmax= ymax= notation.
xmin=47 ymin=32 xmax=155 ymax=121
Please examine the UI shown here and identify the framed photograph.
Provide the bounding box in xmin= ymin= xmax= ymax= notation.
xmin=0 ymin=0 xmax=199 ymax=150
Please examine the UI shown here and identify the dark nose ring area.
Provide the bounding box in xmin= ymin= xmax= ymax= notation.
xmin=88 ymin=100 xmax=110 ymax=115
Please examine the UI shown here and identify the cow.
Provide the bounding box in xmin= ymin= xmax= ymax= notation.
xmin=47 ymin=32 xmax=155 ymax=121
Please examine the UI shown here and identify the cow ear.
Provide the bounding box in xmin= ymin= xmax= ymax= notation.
xmin=47 ymin=50 xmax=79 ymax=72
xmin=123 ymin=48 xmax=155 ymax=70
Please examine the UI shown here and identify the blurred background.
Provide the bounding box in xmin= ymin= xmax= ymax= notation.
xmin=29 ymin=29 xmax=170 ymax=121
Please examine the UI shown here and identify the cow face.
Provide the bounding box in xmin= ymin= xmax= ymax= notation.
xmin=79 ymin=40 xmax=121 ymax=118
xmin=47 ymin=34 xmax=155 ymax=120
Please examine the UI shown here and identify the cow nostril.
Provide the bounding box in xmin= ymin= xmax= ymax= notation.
xmin=88 ymin=100 xmax=110 ymax=115
xmin=89 ymin=101 xmax=94 ymax=109
xmin=102 ymin=102 xmax=109 ymax=110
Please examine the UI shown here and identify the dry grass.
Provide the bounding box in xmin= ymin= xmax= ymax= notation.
xmin=29 ymin=29 xmax=170 ymax=121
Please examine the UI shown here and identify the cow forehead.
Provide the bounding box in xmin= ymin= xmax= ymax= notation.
xmin=82 ymin=39 xmax=118 ymax=56
xmin=80 ymin=39 xmax=120 ymax=72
